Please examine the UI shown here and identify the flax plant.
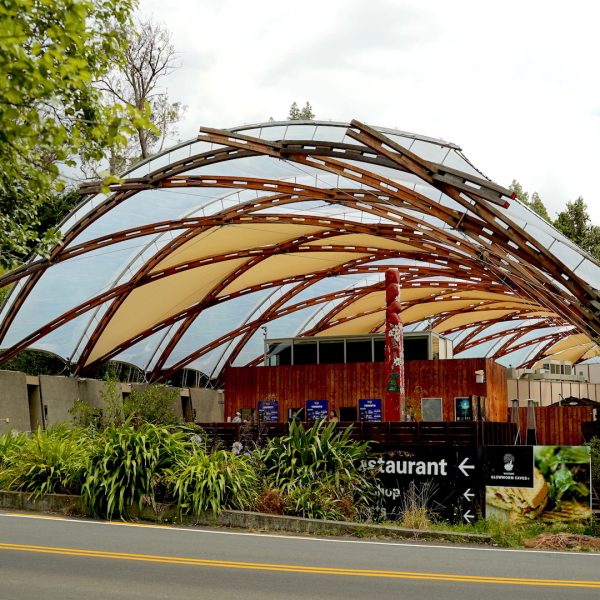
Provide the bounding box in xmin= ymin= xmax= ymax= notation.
xmin=82 ymin=420 xmax=189 ymax=519
xmin=169 ymin=450 xmax=259 ymax=515
xmin=259 ymin=421 xmax=376 ymax=520
xmin=0 ymin=425 xmax=86 ymax=496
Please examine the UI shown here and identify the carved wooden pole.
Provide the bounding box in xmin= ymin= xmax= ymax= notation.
xmin=384 ymin=268 xmax=405 ymax=421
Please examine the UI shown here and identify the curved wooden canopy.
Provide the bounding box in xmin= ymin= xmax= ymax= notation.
xmin=1 ymin=119 xmax=599 ymax=382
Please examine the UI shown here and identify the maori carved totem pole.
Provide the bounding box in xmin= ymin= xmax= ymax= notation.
xmin=384 ymin=268 xmax=405 ymax=421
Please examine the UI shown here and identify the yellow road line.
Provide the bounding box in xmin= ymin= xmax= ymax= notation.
xmin=1 ymin=542 xmax=599 ymax=588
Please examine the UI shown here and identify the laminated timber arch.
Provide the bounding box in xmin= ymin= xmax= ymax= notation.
xmin=1 ymin=119 xmax=600 ymax=382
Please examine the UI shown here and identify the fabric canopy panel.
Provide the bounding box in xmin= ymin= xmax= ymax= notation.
xmin=1 ymin=119 xmax=600 ymax=382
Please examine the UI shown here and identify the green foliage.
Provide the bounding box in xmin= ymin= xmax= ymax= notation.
xmin=100 ymin=375 xmax=124 ymax=426
xmin=554 ymin=197 xmax=600 ymax=260
xmin=259 ymin=421 xmax=376 ymax=520
xmin=0 ymin=425 xmax=87 ymax=496
xmin=123 ymin=384 xmax=181 ymax=426
xmin=0 ymin=0 xmax=146 ymax=269
xmin=509 ymin=180 xmax=551 ymax=222
xmin=169 ymin=450 xmax=259 ymax=515
xmin=82 ymin=421 xmax=190 ymax=518
xmin=69 ymin=398 xmax=102 ymax=428
xmin=0 ymin=430 xmax=29 ymax=468
xmin=288 ymin=101 xmax=315 ymax=120
xmin=0 ymin=349 xmax=67 ymax=376
xmin=510 ymin=181 xmax=600 ymax=260
xmin=587 ymin=437 xmax=600 ymax=495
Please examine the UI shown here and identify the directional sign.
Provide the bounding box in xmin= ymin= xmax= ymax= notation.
xmin=458 ymin=456 xmax=475 ymax=477
xmin=366 ymin=446 xmax=485 ymax=523
xmin=462 ymin=489 xmax=475 ymax=502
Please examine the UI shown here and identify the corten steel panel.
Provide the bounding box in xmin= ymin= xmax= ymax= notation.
xmin=224 ymin=358 xmax=507 ymax=422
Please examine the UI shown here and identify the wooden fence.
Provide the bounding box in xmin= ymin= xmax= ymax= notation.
xmin=511 ymin=406 xmax=593 ymax=446
xmin=196 ymin=420 xmax=517 ymax=451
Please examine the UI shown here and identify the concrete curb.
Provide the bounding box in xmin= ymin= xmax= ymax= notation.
xmin=0 ymin=490 xmax=490 ymax=544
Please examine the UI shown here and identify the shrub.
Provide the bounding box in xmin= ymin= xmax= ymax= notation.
xmin=82 ymin=421 xmax=190 ymax=519
xmin=124 ymin=384 xmax=181 ymax=426
xmin=169 ymin=450 xmax=259 ymax=515
xmin=0 ymin=425 xmax=87 ymax=496
xmin=258 ymin=421 xmax=376 ymax=520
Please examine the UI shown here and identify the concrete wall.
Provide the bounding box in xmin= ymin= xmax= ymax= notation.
xmin=130 ymin=383 xmax=184 ymax=419
xmin=39 ymin=375 xmax=79 ymax=426
xmin=190 ymin=388 xmax=224 ymax=422
xmin=77 ymin=378 xmax=112 ymax=410
xmin=1 ymin=371 xmax=222 ymax=431
xmin=0 ymin=370 xmax=30 ymax=434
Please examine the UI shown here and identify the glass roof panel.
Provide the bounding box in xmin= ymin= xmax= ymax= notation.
xmin=162 ymin=290 xmax=273 ymax=369
xmin=2 ymin=238 xmax=151 ymax=346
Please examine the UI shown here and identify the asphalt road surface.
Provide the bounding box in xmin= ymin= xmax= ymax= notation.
xmin=1 ymin=511 xmax=599 ymax=600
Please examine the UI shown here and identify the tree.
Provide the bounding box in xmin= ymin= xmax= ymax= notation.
xmin=288 ymin=101 xmax=315 ymax=120
xmin=0 ymin=0 xmax=146 ymax=270
xmin=554 ymin=197 xmax=600 ymax=260
xmin=95 ymin=17 xmax=185 ymax=174
xmin=509 ymin=180 xmax=550 ymax=222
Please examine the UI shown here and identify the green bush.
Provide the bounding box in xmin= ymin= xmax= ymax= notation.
xmin=82 ymin=421 xmax=190 ymax=519
xmin=169 ymin=450 xmax=259 ymax=515
xmin=0 ymin=425 xmax=87 ymax=496
xmin=259 ymin=421 xmax=376 ymax=520
xmin=123 ymin=384 xmax=181 ymax=426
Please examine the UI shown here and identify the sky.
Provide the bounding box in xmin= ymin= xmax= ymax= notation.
xmin=140 ymin=0 xmax=600 ymax=222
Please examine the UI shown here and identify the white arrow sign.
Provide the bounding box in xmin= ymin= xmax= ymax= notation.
xmin=458 ymin=457 xmax=475 ymax=477
xmin=463 ymin=488 xmax=474 ymax=501
xmin=463 ymin=510 xmax=474 ymax=523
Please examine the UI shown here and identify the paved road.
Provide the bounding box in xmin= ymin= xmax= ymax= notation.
xmin=1 ymin=511 xmax=599 ymax=600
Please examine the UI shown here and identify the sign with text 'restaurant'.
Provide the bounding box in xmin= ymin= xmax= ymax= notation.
xmin=363 ymin=446 xmax=484 ymax=524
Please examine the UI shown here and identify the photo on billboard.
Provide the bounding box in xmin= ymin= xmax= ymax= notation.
xmin=485 ymin=445 xmax=591 ymax=523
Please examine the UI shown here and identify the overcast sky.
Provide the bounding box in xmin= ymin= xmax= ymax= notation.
xmin=140 ymin=0 xmax=600 ymax=222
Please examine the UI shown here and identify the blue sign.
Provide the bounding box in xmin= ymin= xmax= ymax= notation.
xmin=258 ymin=400 xmax=279 ymax=422
xmin=359 ymin=398 xmax=382 ymax=422
xmin=306 ymin=400 xmax=328 ymax=421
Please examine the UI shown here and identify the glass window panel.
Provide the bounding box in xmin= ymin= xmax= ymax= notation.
xmin=283 ymin=124 xmax=316 ymax=139
xmin=293 ymin=340 xmax=317 ymax=365
xmin=254 ymin=125 xmax=287 ymax=141
xmin=441 ymin=150 xmax=483 ymax=177
xmin=576 ymin=259 xmax=600 ymax=288
xmin=267 ymin=342 xmax=292 ymax=366
xmin=347 ymin=339 xmax=373 ymax=363
xmin=551 ymin=240 xmax=585 ymax=271
xmin=409 ymin=140 xmax=450 ymax=164
xmin=373 ymin=339 xmax=385 ymax=362
xmin=312 ymin=125 xmax=347 ymax=143
xmin=405 ymin=336 xmax=429 ymax=360
xmin=318 ymin=340 xmax=345 ymax=364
